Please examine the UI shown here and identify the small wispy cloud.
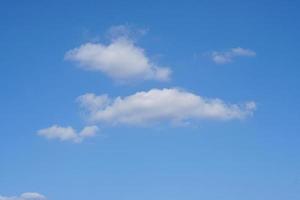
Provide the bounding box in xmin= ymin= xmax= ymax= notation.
xmin=37 ymin=125 xmax=99 ymax=143
xmin=209 ymin=47 xmax=256 ymax=64
xmin=77 ymin=88 xmax=256 ymax=126
xmin=65 ymin=26 xmax=171 ymax=83
xmin=0 ymin=193 xmax=46 ymax=200
xmin=106 ymin=24 xmax=148 ymax=41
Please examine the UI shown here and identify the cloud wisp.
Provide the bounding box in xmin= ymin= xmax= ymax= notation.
xmin=106 ymin=24 xmax=148 ymax=41
xmin=209 ymin=47 xmax=256 ymax=64
xmin=77 ymin=88 xmax=256 ymax=126
xmin=37 ymin=125 xmax=99 ymax=143
xmin=65 ymin=37 xmax=171 ymax=82
xmin=0 ymin=193 xmax=46 ymax=200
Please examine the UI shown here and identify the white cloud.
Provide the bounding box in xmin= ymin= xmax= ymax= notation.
xmin=0 ymin=193 xmax=46 ymax=200
xmin=77 ymin=88 xmax=256 ymax=126
xmin=65 ymin=37 xmax=171 ymax=82
xmin=37 ymin=125 xmax=99 ymax=143
xmin=210 ymin=47 xmax=256 ymax=64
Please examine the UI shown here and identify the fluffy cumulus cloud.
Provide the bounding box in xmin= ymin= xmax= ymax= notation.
xmin=37 ymin=125 xmax=99 ymax=143
xmin=0 ymin=193 xmax=46 ymax=200
xmin=210 ymin=47 xmax=256 ymax=64
xmin=77 ymin=88 xmax=256 ymax=126
xmin=65 ymin=37 xmax=171 ymax=82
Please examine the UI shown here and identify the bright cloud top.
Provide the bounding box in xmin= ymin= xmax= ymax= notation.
xmin=0 ymin=193 xmax=46 ymax=200
xmin=37 ymin=125 xmax=99 ymax=143
xmin=210 ymin=47 xmax=256 ymax=64
xmin=77 ymin=88 xmax=256 ymax=125
xmin=65 ymin=37 xmax=171 ymax=82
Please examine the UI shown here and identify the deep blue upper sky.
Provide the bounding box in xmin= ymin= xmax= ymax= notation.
xmin=0 ymin=0 xmax=300 ymax=200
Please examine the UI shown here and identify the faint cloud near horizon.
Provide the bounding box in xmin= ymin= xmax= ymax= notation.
xmin=0 ymin=192 xmax=46 ymax=200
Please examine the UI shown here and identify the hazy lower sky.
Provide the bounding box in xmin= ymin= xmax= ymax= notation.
xmin=1 ymin=0 xmax=300 ymax=200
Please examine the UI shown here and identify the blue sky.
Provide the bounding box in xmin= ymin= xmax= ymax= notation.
xmin=1 ymin=0 xmax=300 ymax=199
